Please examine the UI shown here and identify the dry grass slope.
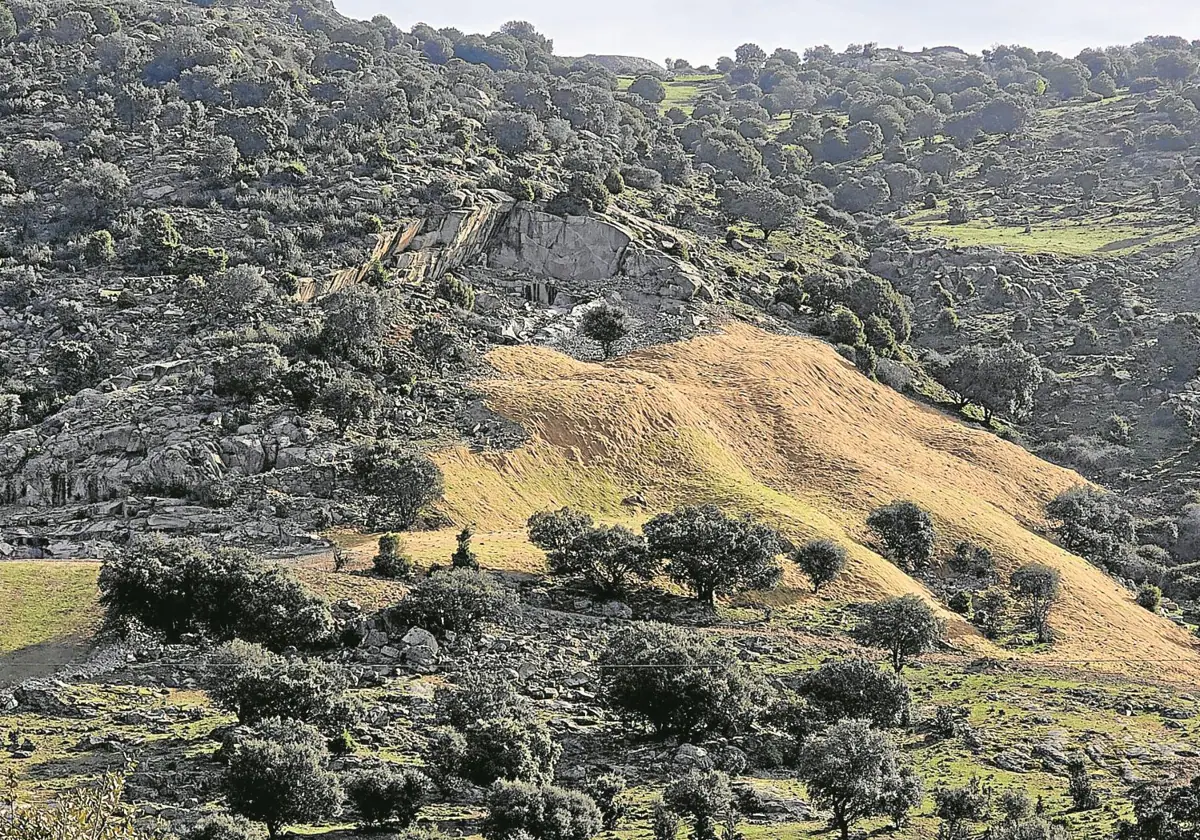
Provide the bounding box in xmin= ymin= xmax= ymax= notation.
xmin=435 ymin=324 xmax=1200 ymax=677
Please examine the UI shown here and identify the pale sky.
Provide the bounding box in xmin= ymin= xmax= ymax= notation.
xmin=335 ymin=0 xmax=1200 ymax=64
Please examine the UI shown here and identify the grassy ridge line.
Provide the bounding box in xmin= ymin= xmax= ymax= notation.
xmin=433 ymin=324 xmax=1200 ymax=678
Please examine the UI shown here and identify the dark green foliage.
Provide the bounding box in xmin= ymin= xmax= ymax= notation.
xmin=934 ymin=778 xmax=990 ymax=840
xmin=344 ymin=765 xmax=429 ymax=829
xmin=319 ymin=285 xmax=393 ymax=368
xmin=435 ymin=670 xmax=531 ymax=732
xmin=435 ymin=273 xmax=476 ymax=310
xmin=973 ymin=588 xmax=1011 ymax=639
xmin=138 ymin=209 xmax=182 ymax=268
xmin=791 ymin=538 xmax=848 ymax=592
xmin=827 ymin=306 xmax=866 ymax=347
xmin=597 ymin=622 xmax=768 ymax=738
xmin=841 ymin=275 xmax=912 ymax=344
xmin=853 ymin=594 xmax=944 ymax=672
xmin=320 ymin=376 xmax=380 ymax=433
xmin=795 ymin=719 xmax=908 ymax=840
xmin=391 ymin=568 xmax=518 ymax=639
xmin=553 ymin=524 xmax=657 ymax=595
xmin=214 ymin=343 xmax=287 ymax=403
xmin=204 ymin=640 xmax=358 ymax=733
xmin=604 ymin=168 xmax=625 ymax=195
xmin=580 ymin=303 xmax=630 ymax=359
xmin=717 ymin=181 xmax=802 ymax=242
xmin=652 ymin=800 xmax=681 ymax=840
xmin=1067 ymin=756 xmax=1100 ymax=811
xmin=935 ymin=343 xmax=1043 ymax=423
xmin=583 ymin=774 xmax=628 ymax=831
xmin=98 ymin=535 xmax=333 ymax=650
xmin=373 ymin=532 xmax=414 ymax=579
xmin=880 ymin=766 xmax=924 ymax=829
xmin=798 ymin=658 xmax=912 ymax=728
xmin=432 ymin=716 xmax=561 ymax=787
xmin=629 ymin=75 xmax=667 ymax=103
xmin=451 ymin=525 xmax=479 ymax=570
xmin=564 ymin=172 xmax=610 ymax=213
xmin=866 ymin=501 xmax=935 ymax=571
xmin=1118 ymin=775 xmax=1200 ymax=840
xmin=84 ymin=230 xmax=116 ymax=265
xmin=487 ymin=111 xmax=545 ymax=155
xmin=662 ymin=770 xmax=735 ymax=840
xmin=949 ymin=541 xmax=995 ymax=577
xmin=1137 ymin=583 xmax=1163 ymax=612
xmin=482 ymin=781 xmax=602 ymax=840
xmin=186 ymin=813 xmax=264 ymax=840
xmin=643 ymin=505 xmax=784 ymax=606
xmin=948 ymin=590 xmax=972 ymax=614
xmin=1046 ymin=486 xmax=1137 ymax=567
xmin=222 ymin=718 xmax=343 ymax=839
xmin=352 ymin=444 xmax=445 ymax=531
xmin=527 ymin=507 xmax=595 ymax=567
xmin=1010 ymin=563 xmax=1062 ymax=643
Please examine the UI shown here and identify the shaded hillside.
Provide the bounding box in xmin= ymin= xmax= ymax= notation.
xmin=436 ymin=324 xmax=1200 ymax=676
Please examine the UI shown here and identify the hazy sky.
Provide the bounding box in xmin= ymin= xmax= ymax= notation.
xmin=335 ymin=0 xmax=1200 ymax=64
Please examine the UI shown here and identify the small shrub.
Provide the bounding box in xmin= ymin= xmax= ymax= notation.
xmin=435 ymin=670 xmax=531 ymax=731
xmin=791 ymin=539 xmax=847 ymax=592
xmin=662 ymin=770 xmax=735 ymax=840
xmin=1067 ymin=756 xmax=1099 ymax=811
xmin=583 ymin=774 xmax=628 ymax=831
xmin=390 ymin=569 xmax=518 ymax=639
xmin=345 ymin=765 xmax=430 ymax=829
xmin=435 ymin=274 xmax=475 ymax=310
xmin=798 ymin=657 xmax=912 ymax=729
xmin=867 ymin=501 xmax=935 ymax=571
xmin=204 ymin=640 xmax=359 ymax=734
xmin=581 ymin=304 xmax=630 ymax=359
xmin=373 ymin=533 xmax=414 ymax=579
xmin=482 ymin=781 xmax=602 ymax=840
xmin=948 ymin=590 xmax=972 ymax=614
xmin=528 ymin=507 xmax=595 ymax=568
xmin=1136 ymin=583 xmax=1162 ymax=612
xmin=222 ymin=718 xmax=343 ymax=839
xmin=949 ymin=542 xmax=995 ymax=577
xmin=853 ymin=594 xmax=944 ymax=672
xmin=451 ymin=526 xmax=480 ymax=570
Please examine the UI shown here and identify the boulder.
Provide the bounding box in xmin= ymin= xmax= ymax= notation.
xmin=672 ymin=743 xmax=713 ymax=771
xmin=400 ymin=627 xmax=440 ymax=667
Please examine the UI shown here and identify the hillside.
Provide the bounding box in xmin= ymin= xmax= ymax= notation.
xmin=7 ymin=2 xmax=1200 ymax=838
xmin=435 ymin=323 xmax=1200 ymax=675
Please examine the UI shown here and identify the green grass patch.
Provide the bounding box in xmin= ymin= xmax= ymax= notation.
xmin=900 ymin=212 xmax=1200 ymax=256
xmin=0 ymin=561 xmax=100 ymax=653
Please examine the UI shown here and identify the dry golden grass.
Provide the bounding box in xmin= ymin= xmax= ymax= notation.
xmin=434 ymin=324 xmax=1200 ymax=678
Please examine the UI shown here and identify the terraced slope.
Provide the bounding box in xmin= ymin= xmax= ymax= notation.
xmin=435 ymin=323 xmax=1200 ymax=677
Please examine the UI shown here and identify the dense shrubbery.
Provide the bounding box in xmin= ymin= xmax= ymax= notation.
xmin=389 ymin=568 xmax=518 ymax=639
xmin=866 ymin=501 xmax=935 ymax=571
xmin=98 ymin=535 xmax=333 ymax=650
xmin=344 ymin=765 xmax=430 ymax=829
xmin=482 ymin=781 xmax=602 ymax=840
xmin=221 ymin=718 xmax=343 ymax=839
xmin=644 ymin=505 xmax=784 ymax=606
xmin=204 ymin=640 xmax=359 ymax=734
xmin=598 ymin=622 xmax=768 ymax=737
